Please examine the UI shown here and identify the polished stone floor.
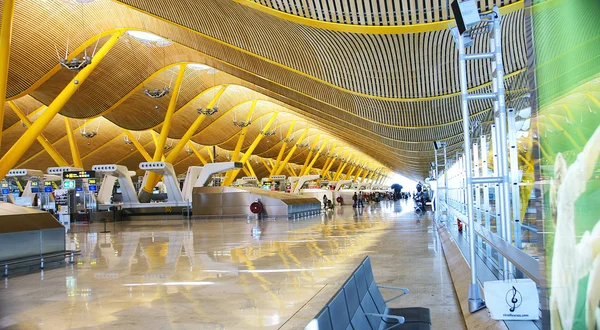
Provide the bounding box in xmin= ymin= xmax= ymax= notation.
xmin=0 ymin=200 xmax=465 ymax=330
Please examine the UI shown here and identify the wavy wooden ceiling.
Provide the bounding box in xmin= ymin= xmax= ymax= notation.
xmin=0 ymin=0 xmax=528 ymax=179
xmin=247 ymin=0 xmax=518 ymax=25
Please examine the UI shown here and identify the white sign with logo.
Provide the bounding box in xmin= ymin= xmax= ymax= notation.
xmin=483 ymin=278 xmax=539 ymax=320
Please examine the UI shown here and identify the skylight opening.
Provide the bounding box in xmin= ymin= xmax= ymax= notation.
xmin=188 ymin=63 xmax=212 ymax=71
xmin=126 ymin=31 xmax=173 ymax=47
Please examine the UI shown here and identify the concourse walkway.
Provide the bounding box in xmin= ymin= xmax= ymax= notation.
xmin=0 ymin=201 xmax=465 ymax=330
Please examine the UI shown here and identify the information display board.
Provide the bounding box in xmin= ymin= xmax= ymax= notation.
xmin=63 ymin=171 xmax=96 ymax=180
xmin=31 ymin=181 xmax=39 ymax=193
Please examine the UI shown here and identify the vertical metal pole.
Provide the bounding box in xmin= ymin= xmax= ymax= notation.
xmin=493 ymin=11 xmax=515 ymax=276
xmin=481 ymin=135 xmax=492 ymax=259
xmin=495 ymin=119 xmax=510 ymax=277
xmin=473 ymin=142 xmax=483 ymax=253
xmin=508 ymin=109 xmax=522 ymax=248
xmin=458 ymin=31 xmax=486 ymax=313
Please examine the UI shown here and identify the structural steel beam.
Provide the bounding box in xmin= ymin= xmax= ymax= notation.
xmin=145 ymin=85 xmax=228 ymax=190
xmin=333 ymin=153 xmax=351 ymax=181
xmin=246 ymin=160 xmax=257 ymax=177
xmin=323 ymin=147 xmax=341 ymax=179
xmin=0 ymin=0 xmax=15 ymax=150
xmin=140 ymin=64 xmax=187 ymax=199
xmin=124 ymin=130 xmax=152 ymax=162
xmin=187 ymin=141 xmax=207 ymax=165
xmin=288 ymin=163 xmax=297 ymax=177
xmin=7 ymin=103 xmax=68 ymax=167
xmin=300 ymin=134 xmax=321 ymax=175
xmin=206 ymin=146 xmax=214 ymax=162
xmin=259 ymin=157 xmax=272 ymax=174
xmin=167 ymin=85 xmax=227 ymax=163
xmin=224 ymin=100 xmax=256 ymax=180
xmin=275 ymin=128 xmax=309 ymax=175
xmin=0 ymin=30 xmax=124 ymax=180
xmin=272 ymin=120 xmax=296 ymax=171
xmin=303 ymin=138 xmax=330 ymax=176
xmin=223 ymin=112 xmax=278 ymax=186
xmin=64 ymin=118 xmax=83 ymax=168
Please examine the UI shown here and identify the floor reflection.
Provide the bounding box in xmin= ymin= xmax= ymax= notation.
xmin=0 ymin=200 xmax=464 ymax=329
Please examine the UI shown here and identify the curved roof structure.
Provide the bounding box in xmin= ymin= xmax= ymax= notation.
xmin=0 ymin=0 xmax=529 ymax=180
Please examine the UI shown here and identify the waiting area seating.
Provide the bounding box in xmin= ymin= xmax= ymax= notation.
xmin=305 ymin=256 xmax=431 ymax=330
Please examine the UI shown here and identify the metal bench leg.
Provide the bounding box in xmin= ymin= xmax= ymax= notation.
xmin=3 ymin=264 xmax=7 ymax=277
xmin=70 ymin=252 xmax=74 ymax=263
xmin=40 ymin=258 xmax=44 ymax=269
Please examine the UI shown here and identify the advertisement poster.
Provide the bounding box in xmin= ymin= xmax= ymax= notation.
xmin=532 ymin=0 xmax=600 ymax=328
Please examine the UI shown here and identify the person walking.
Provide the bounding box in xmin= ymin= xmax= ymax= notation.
xmin=352 ymin=192 xmax=358 ymax=208
xmin=358 ymin=191 xmax=364 ymax=208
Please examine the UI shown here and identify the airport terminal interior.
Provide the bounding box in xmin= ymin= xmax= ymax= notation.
xmin=0 ymin=0 xmax=599 ymax=329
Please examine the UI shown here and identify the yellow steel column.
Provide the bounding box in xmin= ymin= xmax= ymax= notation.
xmin=274 ymin=128 xmax=309 ymax=175
xmin=124 ymin=130 xmax=152 ymax=162
xmin=360 ymin=169 xmax=371 ymax=183
xmin=0 ymin=0 xmax=16 ymax=150
xmin=300 ymin=134 xmax=320 ymax=175
xmin=367 ymin=170 xmax=377 ymax=183
xmin=285 ymin=166 xmax=294 ymax=177
xmin=232 ymin=100 xmax=257 ymax=161
xmin=187 ymin=141 xmax=207 ymax=165
xmin=259 ymin=157 xmax=272 ymax=173
xmin=317 ymin=143 xmax=337 ymax=178
xmin=140 ymin=64 xmax=187 ymax=200
xmin=272 ymin=120 xmax=296 ymax=171
xmin=206 ymin=146 xmax=214 ymax=162
xmin=223 ymin=112 xmax=278 ymax=186
xmin=224 ymin=100 xmax=256 ymax=181
xmin=344 ymin=164 xmax=357 ymax=180
xmin=241 ymin=166 xmax=251 ymax=177
xmin=302 ymin=138 xmax=329 ymax=176
xmin=322 ymin=147 xmax=341 ymax=179
xmin=7 ymin=103 xmax=68 ymax=166
xmin=288 ymin=163 xmax=297 ymax=177
xmin=246 ymin=160 xmax=257 ymax=177
xmin=166 ymin=86 xmax=227 ymax=163
xmin=64 ymin=118 xmax=83 ymax=168
xmin=332 ymin=153 xmax=350 ymax=181
xmin=0 ymin=30 xmax=124 ymax=180
xmin=352 ymin=166 xmax=364 ymax=182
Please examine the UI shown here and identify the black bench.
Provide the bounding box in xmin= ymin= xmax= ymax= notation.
xmin=306 ymin=256 xmax=431 ymax=330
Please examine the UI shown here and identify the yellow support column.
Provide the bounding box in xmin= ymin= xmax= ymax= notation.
xmin=187 ymin=141 xmax=207 ymax=165
xmin=0 ymin=0 xmax=16 ymax=150
xmin=166 ymin=86 xmax=227 ymax=163
xmin=259 ymin=157 xmax=272 ymax=174
xmin=344 ymin=164 xmax=357 ymax=180
xmin=0 ymin=30 xmax=124 ymax=180
xmin=322 ymin=147 xmax=341 ymax=179
xmin=333 ymin=153 xmax=351 ymax=181
xmin=360 ymin=169 xmax=371 ymax=183
xmin=300 ymin=134 xmax=320 ymax=175
xmin=246 ymin=160 xmax=257 ymax=177
xmin=302 ymin=138 xmax=329 ymax=176
xmin=140 ymin=64 xmax=187 ymax=201
xmin=7 ymin=103 xmax=68 ymax=166
xmin=288 ymin=163 xmax=297 ymax=177
xmin=64 ymin=118 xmax=83 ymax=168
xmin=124 ymin=130 xmax=152 ymax=162
xmin=223 ymin=112 xmax=278 ymax=186
xmin=206 ymin=146 xmax=214 ymax=163
xmin=274 ymin=128 xmax=309 ymax=175
xmin=224 ymin=100 xmax=256 ymax=181
xmin=353 ymin=167 xmax=364 ymax=182
xmin=317 ymin=143 xmax=337 ymax=178
xmin=272 ymin=121 xmax=296 ymax=171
